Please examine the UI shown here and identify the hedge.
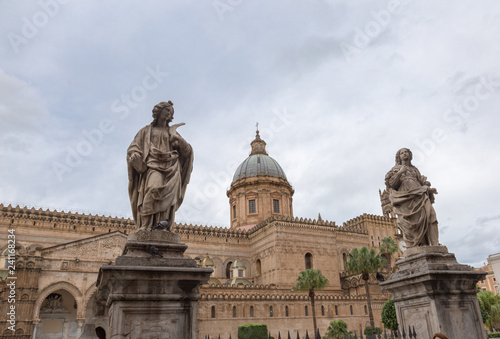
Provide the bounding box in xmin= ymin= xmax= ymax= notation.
xmin=238 ymin=324 xmax=268 ymax=339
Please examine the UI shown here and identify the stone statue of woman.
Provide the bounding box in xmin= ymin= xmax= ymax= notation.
xmin=127 ymin=101 xmax=193 ymax=231
xmin=385 ymin=148 xmax=439 ymax=248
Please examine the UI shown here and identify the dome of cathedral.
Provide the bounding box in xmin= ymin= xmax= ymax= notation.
xmin=232 ymin=154 xmax=287 ymax=184
xmin=231 ymin=129 xmax=287 ymax=184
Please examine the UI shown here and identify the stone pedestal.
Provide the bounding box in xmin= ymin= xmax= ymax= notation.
xmin=380 ymin=246 xmax=487 ymax=339
xmin=96 ymin=229 xmax=212 ymax=339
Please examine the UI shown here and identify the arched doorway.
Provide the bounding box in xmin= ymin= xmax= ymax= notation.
xmin=35 ymin=290 xmax=78 ymax=339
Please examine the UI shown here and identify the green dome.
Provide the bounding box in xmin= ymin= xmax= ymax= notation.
xmin=201 ymin=256 xmax=215 ymax=267
xmin=231 ymin=259 xmax=246 ymax=269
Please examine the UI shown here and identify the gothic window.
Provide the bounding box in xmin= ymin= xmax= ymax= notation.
xmin=364 ymin=305 xmax=368 ymax=315
xmin=305 ymin=253 xmax=313 ymax=269
xmin=305 ymin=305 xmax=308 ymax=316
xmin=285 ymin=306 xmax=289 ymax=317
xmin=321 ymin=305 xmax=325 ymax=316
xmin=350 ymin=305 xmax=353 ymax=315
xmin=250 ymin=306 xmax=254 ymax=317
xmin=335 ymin=305 xmax=338 ymax=315
xmin=233 ymin=306 xmax=237 ymax=318
xmin=273 ymin=199 xmax=280 ymax=213
xmin=269 ymin=306 xmax=273 ymax=317
xmin=211 ymin=306 xmax=216 ymax=318
xmin=249 ymin=200 xmax=256 ymax=214
xmin=232 ymin=205 xmax=236 ymax=219
xmin=256 ymin=259 xmax=262 ymax=276
xmin=226 ymin=262 xmax=233 ymax=279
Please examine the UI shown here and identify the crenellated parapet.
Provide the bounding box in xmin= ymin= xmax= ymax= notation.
xmin=341 ymin=213 xmax=394 ymax=234
xmin=201 ymin=285 xmax=368 ymax=301
xmin=253 ymin=215 xmax=337 ymax=230
xmin=174 ymin=223 xmax=250 ymax=241
xmin=0 ymin=204 xmax=135 ymax=234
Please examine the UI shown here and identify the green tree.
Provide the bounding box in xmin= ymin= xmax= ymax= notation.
xmin=380 ymin=236 xmax=398 ymax=271
xmin=323 ymin=320 xmax=349 ymax=339
xmin=381 ymin=297 xmax=398 ymax=331
xmin=345 ymin=247 xmax=385 ymax=331
xmin=477 ymin=290 xmax=500 ymax=331
xmin=292 ymin=268 xmax=329 ymax=336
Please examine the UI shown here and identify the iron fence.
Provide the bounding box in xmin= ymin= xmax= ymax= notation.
xmin=204 ymin=326 xmax=417 ymax=339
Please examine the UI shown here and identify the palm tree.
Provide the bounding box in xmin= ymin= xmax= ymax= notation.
xmin=380 ymin=236 xmax=398 ymax=271
xmin=345 ymin=247 xmax=385 ymax=331
xmin=292 ymin=268 xmax=329 ymax=336
xmin=477 ymin=290 xmax=500 ymax=331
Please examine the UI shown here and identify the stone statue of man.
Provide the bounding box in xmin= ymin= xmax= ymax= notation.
xmin=127 ymin=101 xmax=193 ymax=231
xmin=385 ymin=148 xmax=439 ymax=248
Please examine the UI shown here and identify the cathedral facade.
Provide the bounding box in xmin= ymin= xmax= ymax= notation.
xmin=0 ymin=131 xmax=398 ymax=338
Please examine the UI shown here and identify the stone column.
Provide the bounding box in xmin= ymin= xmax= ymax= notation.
xmin=76 ymin=318 xmax=85 ymax=338
xmin=380 ymin=246 xmax=487 ymax=339
xmin=97 ymin=229 xmax=212 ymax=339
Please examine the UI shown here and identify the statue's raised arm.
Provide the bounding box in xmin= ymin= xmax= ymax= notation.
xmin=385 ymin=148 xmax=439 ymax=248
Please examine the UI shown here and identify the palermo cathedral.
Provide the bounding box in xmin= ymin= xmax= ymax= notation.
xmin=0 ymin=130 xmax=399 ymax=339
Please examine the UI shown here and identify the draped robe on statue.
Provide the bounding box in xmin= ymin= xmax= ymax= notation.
xmin=385 ymin=165 xmax=439 ymax=248
xmin=127 ymin=124 xmax=193 ymax=229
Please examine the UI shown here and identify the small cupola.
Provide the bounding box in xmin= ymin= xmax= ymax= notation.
xmin=250 ymin=128 xmax=267 ymax=155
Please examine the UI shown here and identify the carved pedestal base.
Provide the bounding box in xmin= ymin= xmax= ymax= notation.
xmin=97 ymin=229 xmax=212 ymax=339
xmin=380 ymin=246 xmax=487 ymax=339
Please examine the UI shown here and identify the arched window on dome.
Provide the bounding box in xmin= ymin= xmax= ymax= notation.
xmin=305 ymin=253 xmax=313 ymax=269
xmin=273 ymin=199 xmax=280 ymax=213
xmin=248 ymin=200 xmax=256 ymax=214
xmin=256 ymin=259 xmax=262 ymax=276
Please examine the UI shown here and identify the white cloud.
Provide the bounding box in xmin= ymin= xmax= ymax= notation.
xmin=1 ymin=1 xmax=500 ymax=266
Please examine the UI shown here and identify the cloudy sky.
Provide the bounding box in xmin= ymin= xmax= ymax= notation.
xmin=1 ymin=1 xmax=499 ymax=267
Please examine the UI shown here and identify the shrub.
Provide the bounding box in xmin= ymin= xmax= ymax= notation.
xmin=364 ymin=327 xmax=382 ymax=335
xmin=489 ymin=332 xmax=500 ymax=338
xmin=323 ymin=320 xmax=350 ymax=339
xmin=238 ymin=324 xmax=268 ymax=339
xmin=381 ymin=297 xmax=398 ymax=331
